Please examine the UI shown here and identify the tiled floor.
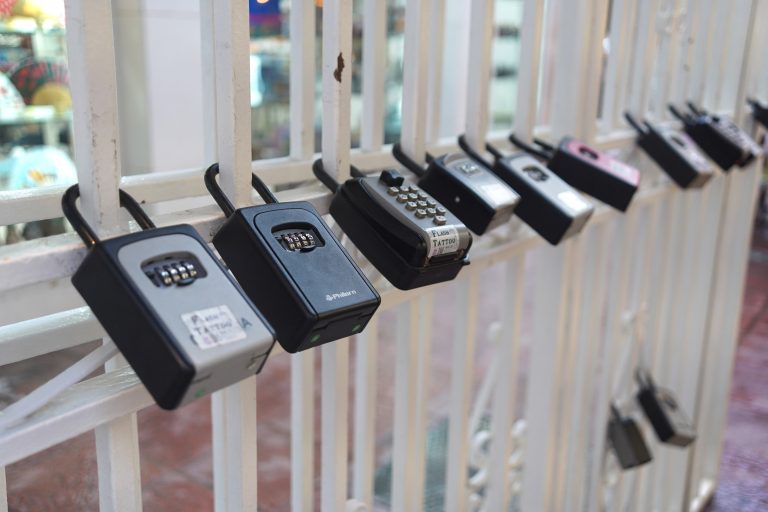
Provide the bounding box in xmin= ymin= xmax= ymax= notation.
xmin=3 ymin=225 xmax=768 ymax=511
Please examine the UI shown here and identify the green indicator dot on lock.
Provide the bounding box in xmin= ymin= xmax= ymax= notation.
xmin=351 ymin=324 xmax=361 ymax=333
xmin=310 ymin=334 xmax=321 ymax=343
xmin=195 ymin=388 xmax=206 ymax=399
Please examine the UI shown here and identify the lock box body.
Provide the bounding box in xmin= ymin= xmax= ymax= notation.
xmin=418 ymin=153 xmax=520 ymax=235
xmin=637 ymin=387 xmax=696 ymax=447
xmin=608 ymin=416 xmax=653 ymax=469
xmin=72 ymin=224 xmax=275 ymax=410
xmin=637 ymin=126 xmax=714 ymax=188
xmin=328 ymin=172 xmax=473 ymax=290
xmin=490 ymin=154 xmax=594 ymax=245
xmin=212 ymin=201 xmax=380 ymax=353
xmin=548 ymin=137 xmax=641 ymax=212
xmin=708 ymin=116 xmax=763 ymax=168
xmin=682 ymin=118 xmax=744 ymax=171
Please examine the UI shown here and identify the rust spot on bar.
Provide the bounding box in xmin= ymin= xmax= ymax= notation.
xmin=333 ymin=53 xmax=345 ymax=83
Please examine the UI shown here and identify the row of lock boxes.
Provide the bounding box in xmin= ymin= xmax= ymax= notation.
xmin=55 ymin=97 xmax=765 ymax=468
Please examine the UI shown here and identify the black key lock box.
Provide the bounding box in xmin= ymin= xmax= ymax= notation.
xmin=508 ymin=133 xmax=641 ymax=212
xmin=684 ymin=102 xmax=762 ymax=168
xmin=636 ymin=369 xmax=696 ymax=448
xmin=62 ymin=185 xmax=275 ymax=410
xmin=204 ymin=164 xmax=380 ymax=353
xmin=625 ymin=112 xmax=714 ymax=189
xmin=748 ymin=98 xmax=768 ymax=129
xmin=313 ymin=159 xmax=473 ymax=290
xmin=668 ymin=103 xmax=750 ymax=171
xmin=607 ymin=404 xmax=653 ymax=470
xmin=392 ymin=142 xmax=520 ymax=235
xmin=459 ymin=136 xmax=594 ymax=246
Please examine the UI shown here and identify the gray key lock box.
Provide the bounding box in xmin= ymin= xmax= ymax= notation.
xmin=607 ymin=403 xmax=653 ymax=470
xmin=204 ymin=164 xmax=381 ymax=353
xmin=62 ymin=185 xmax=275 ymax=410
xmin=636 ymin=369 xmax=696 ymax=448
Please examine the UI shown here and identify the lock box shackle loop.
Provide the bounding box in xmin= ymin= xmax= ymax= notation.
xmin=311 ymin=159 xmax=367 ymax=193
xmin=507 ymin=133 xmax=553 ymax=161
xmin=668 ymin=104 xmax=694 ymax=124
xmin=457 ymin=134 xmax=496 ymax=169
xmin=391 ymin=142 xmax=436 ymax=178
xmin=686 ymin=101 xmax=706 ymax=117
xmin=623 ymin=112 xmax=650 ymax=136
xmin=204 ymin=163 xmax=279 ymax=218
xmin=62 ymin=184 xmax=156 ymax=248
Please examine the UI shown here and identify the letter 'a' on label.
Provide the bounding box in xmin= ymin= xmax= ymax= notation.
xmin=181 ymin=305 xmax=247 ymax=350
xmin=426 ymin=225 xmax=460 ymax=257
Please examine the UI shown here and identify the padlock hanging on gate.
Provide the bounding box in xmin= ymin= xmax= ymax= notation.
xmin=204 ymin=164 xmax=380 ymax=353
xmin=607 ymin=402 xmax=653 ymax=470
xmin=391 ymin=142 xmax=520 ymax=235
xmin=458 ymin=135 xmax=594 ymax=245
xmin=685 ymin=102 xmax=763 ymax=168
xmin=748 ymin=98 xmax=768 ymax=129
xmin=635 ymin=369 xmax=696 ymax=448
xmin=668 ymin=103 xmax=752 ymax=171
xmin=624 ymin=112 xmax=714 ymax=189
xmin=507 ymin=133 xmax=640 ymax=212
xmin=62 ymin=185 xmax=276 ymax=410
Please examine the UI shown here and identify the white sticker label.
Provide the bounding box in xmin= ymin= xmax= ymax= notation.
xmin=426 ymin=225 xmax=460 ymax=257
xmin=557 ymin=190 xmax=592 ymax=214
xmin=181 ymin=305 xmax=247 ymax=350
xmin=481 ymin=182 xmax=518 ymax=207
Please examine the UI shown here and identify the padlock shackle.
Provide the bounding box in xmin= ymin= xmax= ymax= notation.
xmin=668 ymin=104 xmax=692 ymax=124
xmin=686 ymin=101 xmax=705 ymax=117
xmin=635 ymin=367 xmax=655 ymax=390
xmin=609 ymin=402 xmax=622 ymax=420
xmin=204 ymin=163 xmax=278 ymax=218
xmin=312 ymin=158 xmax=339 ymax=191
xmin=62 ymin=184 xmax=156 ymax=247
xmin=457 ymin=134 xmax=494 ymax=169
xmin=392 ymin=142 xmax=427 ymax=178
xmin=623 ymin=112 xmax=648 ymax=135
xmin=508 ymin=133 xmax=552 ymax=161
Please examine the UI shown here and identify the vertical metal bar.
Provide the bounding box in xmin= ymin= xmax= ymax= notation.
xmin=602 ymin=0 xmax=635 ymax=131
xmin=392 ymin=296 xmax=433 ymax=510
xmin=513 ymin=0 xmax=547 ymax=139
xmin=445 ymin=272 xmax=479 ymax=512
xmin=360 ymin=0 xmax=386 ymax=152
xmin=208 ymin=3 xmax=259 ymax=511
xmin=290 ymin=0 xmax=317 ymax=160
xmin=411 ymin=293 xmax=434 ymax=510
xmin=0 ymin=467 xmax=5 ymax=512
xmin=584 ymin=211 xmax=639 ymax=511
xmin=463 ymin=0 xmax=495 ymax=150
xmin=66 ymin=1 xmax=143 ymax=509
xmin=200 ymin=0 xmax=218 ymax=165
xmin=399 ymin=0 xmax=431 ymax=162
xmin=629 ymin=0 xmax=661 ymax=116
xmin=321 ymin=339 xmax=351 ymax=512
xmin=291 ymin=351 xmax=315 ymax=512
xmin=686 ymin=0 xmax=716 ymax=103
xmin=212 ymin=377 xmax=259 ymax=512
xmin=520 ymin=242 xmax=573 ymax=512
xmin=485 ymin=257 xmax=524 ymax=512
xmin=212 ymin=0 xmax=252 ymax=207
xmin=426 ymin=0 xmax=446 ymax=144
xmin=352 ymin=316 xmax=379 ymax=506
xmin=64 ymin=0 xmax=121 ymax=235
xmin=321 ymin=0 xmax=354 ymax=181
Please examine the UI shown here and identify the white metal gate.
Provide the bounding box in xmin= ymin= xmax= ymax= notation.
xmin=0 ymin=0 xmax=766 ymax=510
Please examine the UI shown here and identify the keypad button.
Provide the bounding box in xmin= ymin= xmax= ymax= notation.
xmin=409 ymin=185 xmax=420 ymax=193
xmin=417 ymin=192 xmax=428 ymax=200
xmin=405 ymin=201 xmax=417 ymax=211
xmin=399 ymin=186 xmax=410 ymax=194
xmin=415 ymin=209 xmax=427 ymax=218
xmin=427 ymin=198 xmax=437 ymax=207
xmin=387 ymin=187 xmax=399 ymax=196
xmin=417 ymin=200 xmax=428 ymax=208
xmin=397 ymin=194 xmax=409 ymax=203
xmin=426 ymin=208 xmax=437 ymax=217
xmin=436 ymin=206 xmax=447 ymax=215
xmin=408 ymin=193 xmax=419 ymax=201
xmin=433 ymin=215 xmax=447 ymax=225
